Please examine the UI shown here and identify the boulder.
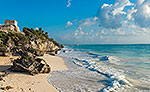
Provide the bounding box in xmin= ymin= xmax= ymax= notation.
xmin=9 ymin=47 xmax=51 ymax=75
xmin=10 ymin=57 xmax=50 ymax=75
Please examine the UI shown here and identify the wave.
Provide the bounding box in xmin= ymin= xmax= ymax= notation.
xmin=88 ymin=51 xmax=100 ymax=58
xmin=61 ymin=47 xmax=74 ymax=53
xmin=99 ymin=56 xmax=120 ymax=61
xmin=50 ymin=46 xmax=150 ymax=92
xmin=72 ymin=57 xmax=133 ymax=92
xmin=99 ymin=56 xmax=122 ymax=65
xmin=60 ymin=47 xmax=133 ymax=91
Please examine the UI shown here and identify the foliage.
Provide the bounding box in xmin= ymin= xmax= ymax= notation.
xmin=22 ymin=27 xmax=63 ymax=48
xmin=0 ymin=27 xmax=63 ymax=56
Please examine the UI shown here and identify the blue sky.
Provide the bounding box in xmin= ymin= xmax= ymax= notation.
xmin=0 ymin=0 xmax=150 ymax=44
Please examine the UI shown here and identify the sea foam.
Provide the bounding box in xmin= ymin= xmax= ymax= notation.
xmin=48 ymin=46 xmax=150 ymax=92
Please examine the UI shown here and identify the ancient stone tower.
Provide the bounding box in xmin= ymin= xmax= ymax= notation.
xmin=0 ymin=20 xmax=20 ymax=32
xmin=5 ymin=20 xmax=18 ymax=26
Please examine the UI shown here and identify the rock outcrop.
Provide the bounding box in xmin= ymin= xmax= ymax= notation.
xmin=22 ymin=27 xmax=63 ymax=56
xmin=0 ymin=27 xmax=63 ymax=56
xmin=10 ymin=47 xmax=50 ymax=75
xmin=0 ymin=20 xmax=63 ymax=75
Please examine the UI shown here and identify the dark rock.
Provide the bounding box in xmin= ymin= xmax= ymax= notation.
xmin=11 ymin=57 xmax=50 ymax=75
xmin=10 ymin=48 xmax=50 ymax=75
xmin=46 ymin=51 xmax=56 ymax=56
xmin=9 ymin=46 xmax=51 ymax=75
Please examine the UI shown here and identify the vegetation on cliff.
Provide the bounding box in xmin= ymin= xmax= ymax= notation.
xmin=0 ymin=27 xmax=63 ymax=56
xmin=0 ymin=27 xmax=63 ymax=75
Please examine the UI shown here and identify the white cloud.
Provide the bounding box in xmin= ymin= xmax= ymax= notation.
xmin=78 ymin=18 xmax=97 ymax=28
xmin=101 ymin=4 xmax=112 ymax=9
xmin=128 ymin=24 xmax=137 ymax=28
xmin=65 ymin=21 xmax=73 ymax=29
xmin=67 ymin=0 xmax=72 ymax=7
xmin=73 ymin=19 xmax=78 ymax=22
xmin=74 ymin=30 xmax=79 ymax=36
xmin=132 ymin=0 xmax=150 ymax=28
xmin=136 ymin=0 xmax=145 ymax=5
xmin=65 ymin=19 xmax=78 ymax=29
xmin=97 ymin=0 xmax=133 ymax=29
xmin=127 ymin=7 xmax=137 ymax=21
xmin=63 ymin=0 xmax=150 ymax=44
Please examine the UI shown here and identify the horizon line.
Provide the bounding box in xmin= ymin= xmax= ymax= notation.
xmin=63 ymin=43 xmax=150 ymax=45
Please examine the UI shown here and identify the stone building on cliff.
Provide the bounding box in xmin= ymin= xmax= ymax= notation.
xmin=0 ymin=20 xmax=20 ymax=32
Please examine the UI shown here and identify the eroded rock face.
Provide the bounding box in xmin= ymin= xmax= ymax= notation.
xmin=0 ymin=36 xmax=14 ymax=56
xmin=11 ymin=57 xmax=50 ymax=75
xmin=0 ymin=24 xmax=62 ymax=75
xmin=22 ymin=27 xmax=62 ymax=56
xmin=0 ymin=27 xmax=63 ymax=56
xmin=10 ymin=48 xmax=50 ymax=75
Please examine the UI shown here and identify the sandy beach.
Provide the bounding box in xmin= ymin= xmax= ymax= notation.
xmin=0 ymin=54 xmax=68 ymax=92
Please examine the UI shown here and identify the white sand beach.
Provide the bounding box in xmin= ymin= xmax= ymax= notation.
xmin=0 ymin=54 xmax=68 ymax=92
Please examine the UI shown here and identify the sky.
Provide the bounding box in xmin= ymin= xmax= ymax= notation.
xmin=0 ymin=0 xmax=150 ymax=44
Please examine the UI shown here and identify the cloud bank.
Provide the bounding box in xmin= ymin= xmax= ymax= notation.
xmin=97 ymin=0 xmax=134 ymax=29
xmin=132 ymin=0 xmax=150 ymax=28
xmin=64 ymin=0 xmax=150 ymax=44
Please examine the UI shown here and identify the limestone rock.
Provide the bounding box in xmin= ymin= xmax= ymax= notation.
xmin=11 ymin=57 xmax=50 ymax=75
xmin=0 ymin=25 xmax=63 ymax=57
xmin=10 ymin=49 xmax=50 ymax=75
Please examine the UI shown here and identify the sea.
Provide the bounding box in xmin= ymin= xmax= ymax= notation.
xmin=48 ymin=44 xmax=150 ymax=92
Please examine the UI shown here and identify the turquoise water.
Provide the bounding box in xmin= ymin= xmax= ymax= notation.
xmin=49 ymin=44 xmax=150 ymax=92
xmin=67 ymin=44 xmax=150 ymax=58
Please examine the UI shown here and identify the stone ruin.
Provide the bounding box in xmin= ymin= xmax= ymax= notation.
xmin=0 ymin=20 xmax=20 ymax=32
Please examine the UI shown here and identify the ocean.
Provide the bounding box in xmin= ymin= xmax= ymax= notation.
xmin=48 ymin=44 xmax=150 ymax=92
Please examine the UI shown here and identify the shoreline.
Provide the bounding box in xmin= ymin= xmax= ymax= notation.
xmin=0 ymin=54 xmax=68 ymax=92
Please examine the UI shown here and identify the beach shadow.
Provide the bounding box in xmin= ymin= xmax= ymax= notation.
xmin=5 ymin=71 xmax=30 ymax=75
xmin=0 ymin=65 xmax=30 ymax=75
xmin=0 ymin=65 xmax=11 ymax=72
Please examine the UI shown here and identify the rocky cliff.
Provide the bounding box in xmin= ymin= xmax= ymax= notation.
xmin=0 ymin=20 xmax=63 ymax=75
xmin=0 ymin=27 xmax=63 ymax=56
xmin=0 ymin=27 xmax=64 ymax=75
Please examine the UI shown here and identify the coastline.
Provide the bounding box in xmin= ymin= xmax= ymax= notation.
xmin=0 ymin=54 xmax=68 ymax=92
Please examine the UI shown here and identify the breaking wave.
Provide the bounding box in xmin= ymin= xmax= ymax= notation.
xmin=48 ymin=46 xmax=150 ymax=92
